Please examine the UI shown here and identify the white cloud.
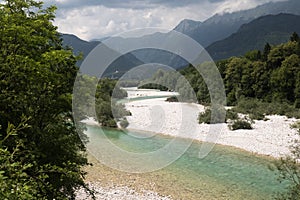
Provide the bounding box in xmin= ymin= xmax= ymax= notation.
xmin=215 ymin=0 xmax=287 ymax=14
xmin=54 ymin=4 xmax=210 ymax=40
xmin=47 ymin=0 xmax=286 ymax=40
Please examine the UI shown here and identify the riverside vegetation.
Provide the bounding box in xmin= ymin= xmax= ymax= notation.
xmin=1 ymin=0 xmax=300 ymax=199
xmin=0 ymin=0 xmax=128 ymax=199
xmin=0 ymin=0 xmax=92 ymax=199
xmin=0 ymin=0 xmax=131 ymax=198
xmin=140 ymin=34 xmax=300 ymax=125
xmin=139 ymin=33 xmax=300 ymax=199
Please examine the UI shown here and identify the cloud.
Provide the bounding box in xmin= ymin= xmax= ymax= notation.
xmin=46 ymin=0 xmax=213 ymax=9
xmin=43 ymin=0 xmax=286 ymax=40
xmin=53 ymin=3 xmax=212 ymax=40
xmin=214 ymin=0 xmax=287 ymax=14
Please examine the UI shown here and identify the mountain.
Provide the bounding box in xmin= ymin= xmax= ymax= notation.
xmin=62 ymin=0 xmax=300 ymax=75
xmin=61 ymin=34 xmax=143 ymax=78
xmin=62 ymin=34 xmax=100 ymax=58
xmin=133 ymin=0 xmax=300 ymax=68
xmin=207 ymin=14 xmax=300 ymax=61
xmin=174 ymin=19 xmax=202 ymax=34
xmin=174 ymin=0 xmax=300 ymax=47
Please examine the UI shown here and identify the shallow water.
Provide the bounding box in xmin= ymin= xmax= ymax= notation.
xmin=117 ymin=95 xmax=172 ymax=104
xmin=85 ymin=126 xmax=289 ymax=199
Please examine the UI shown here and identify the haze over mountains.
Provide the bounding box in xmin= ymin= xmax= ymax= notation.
xmin=62 ymin=0 xmax=300 ymax=77
xmin=62 ymin=34 xmax=143 ymax=77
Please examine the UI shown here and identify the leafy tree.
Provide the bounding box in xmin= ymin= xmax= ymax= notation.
xmin=216 ymin=59 xmax=230 ymax=78
xmin=263 ymin=43 xmax=271 ymax=61
xmin=95 ymin=78 xmax=129 ymax=128
xmin=274 ymin=122 xmax=300 ymax=199
xmin=295 ymin=72 xmax=300 ymax=108
xmin=267 ymin=41 xmax=298 ymax=69
xmin=251 ymin=61 xmax=271 ymax=100
xmin=0 ymin=117 xmax=43 ymax=199
xmin=290 ymin=32 xmax=300 ymax=42
xmin=271 ymin=54 xmax=300 ymax=102
xmin=0 ymin=0 xmax=92 ymax=198
xmin=224 ymin=57 xmax=249 ymax=105
xmin=245 ymin=50 xmax=262 ymax=61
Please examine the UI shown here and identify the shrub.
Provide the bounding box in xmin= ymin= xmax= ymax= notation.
xmin=233 ymin=98 xmax=300 ymax=120
xmin=198 ymin=106 xmax=227 ymax=124
xmin=233 ymin=98 xmax=266 ymax=120
xmin=226 ymin=109 xmax=239 ymax=121
xmin=199 ymin=109 xmax=212 ymax=124
xmin=120 ymin=119 xmax=129 ymax=128
xmin=229 ymin=119 xmax=253 ymax=130
xmin=138 ymin=83 xmax=168 ymax=91
xmin=198 ymin=107 xmax=238 ymax=124
xmin=249 ymin=112 xmax=265 ymax=120
xmin=290 ymin=121 xmax=300 ymax=134
xmin=166 ymin=96 xmax=178 ymax=102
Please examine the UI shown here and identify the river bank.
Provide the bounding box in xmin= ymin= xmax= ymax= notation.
xmin=82 ymin=88 xmax=299 ymax=158
xmin=77 ymin=127 xmax=286 ymax=200
xmin=77 ymin=88 xmax=297 ymax=199
xmin=123 ymin=88 xmax=299 ymax=158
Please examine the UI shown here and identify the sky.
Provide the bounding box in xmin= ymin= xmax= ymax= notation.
xmin=43 ymin=0 xmax=287 ymax=41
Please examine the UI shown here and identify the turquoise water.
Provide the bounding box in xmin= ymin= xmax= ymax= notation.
xmin=85 ymin=126 xmax=288 ymax=199
xmin=117 ymin=95 xmax=172 ymax=104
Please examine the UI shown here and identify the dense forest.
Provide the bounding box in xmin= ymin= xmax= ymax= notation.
xmin=141 ymin=33 xmax=300 ymax=120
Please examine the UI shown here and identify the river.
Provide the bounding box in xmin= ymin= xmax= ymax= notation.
xmin=84 ymin=125 xmax=288 ymax=199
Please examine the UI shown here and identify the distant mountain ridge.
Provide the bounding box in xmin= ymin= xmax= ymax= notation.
xmin=61 ymin=0 xmax=300 ymax=75
xmin=62 ymin=34 xmax=99 ymax=58
xmin=61 ymin=34 xmax=143 ymax=78
xmin=133 ymin=0 xmax=300 ymax=68
xmin=207 ymin=13 xmax=300 ymax=60
xmin=174 ymin=0 xmax=300 ymax=47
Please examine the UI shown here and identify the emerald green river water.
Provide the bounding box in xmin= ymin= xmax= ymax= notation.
xmin=85 ymin=126 xmax=289 ymax=199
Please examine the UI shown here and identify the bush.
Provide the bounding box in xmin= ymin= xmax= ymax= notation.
xmin=138 ymin=83 xmax=168 ymax=91
xmin=199 ymin=107 xmax=238 ymax=124
xmin=199 ymin=109 xmax=212 ymax=124
xmin=233 ymin=98 xmax=266 ymax=120
xmin=120 ymin=119 xmax=129 ymax=128
xmin=166 ymin=96 xmax=178 ymax=102
xmin=112 ymin=86 xmax=128 ymax=99
xmin=249 ymin=112 xmax=265 ymax=120
xmin=291 ymin=121 xmax=300 ymax=133
xmin=229 ymin=119 xmax=253 ymax=130
xmin=198 ymin=106 xmax=227 ymax=124
xmin=233 ymin=98 xmax=300 ymax=120
xmin=226 ymin=109 xmax=239 ymax=121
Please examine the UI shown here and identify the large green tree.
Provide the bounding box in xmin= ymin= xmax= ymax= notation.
xmin=0 ymin=0 xmax=91 ymax=199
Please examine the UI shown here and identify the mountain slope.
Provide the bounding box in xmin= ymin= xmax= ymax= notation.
xmin=61 ymin=34 xmax=143 ymax=78
xmin=62 ymin=0 xmax=300 ymax=74
xmin=62 ymin=34 xmax=100 ymax=58
xmin=206 ymin=14 xmax=300 ymax=61
xmin=133 ymin=0 xmax=300 ymax=68
xmin=174 ymin=0 xmax=300 ymax=47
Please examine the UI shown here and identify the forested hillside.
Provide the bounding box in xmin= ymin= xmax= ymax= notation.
xmin=141 ymin=33 xmax=300 ymax=118
xmin=207 ymin=14 xmax=300 ymax=60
